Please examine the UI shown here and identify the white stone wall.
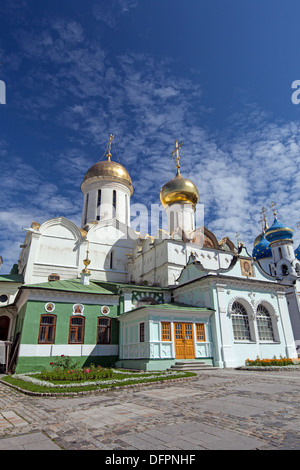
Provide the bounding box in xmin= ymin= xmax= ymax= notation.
xmin=174 ymin=277 xmax=298 ymax=367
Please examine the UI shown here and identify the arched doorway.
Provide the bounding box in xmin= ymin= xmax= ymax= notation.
xmin=0 ymin=316 xmax=10 ymax=341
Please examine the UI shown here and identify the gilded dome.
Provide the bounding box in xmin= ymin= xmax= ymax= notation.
xmin=82 ymin=159 xmax=133 ymax=195
xmin=160 ymin=171 xmax=199 ymax=208
xmin=81 ymin=134 xmax=134 ymax=194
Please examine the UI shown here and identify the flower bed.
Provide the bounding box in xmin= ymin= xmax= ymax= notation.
xmin=245 ymin=357 xmax=295 ymax=367
xmin=12 ymin=369 xmax=191 ymax=389
xmin=1 ymin=355 xmax=196 ymax=395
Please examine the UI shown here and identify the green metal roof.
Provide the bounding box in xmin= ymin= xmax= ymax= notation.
xmin=120 ymin=302 xmax=214 ymax=316
xmin=22 ymin=278 xmax=117 ymax=295
xmin=19 ymin=277 xmax=170 ymax=299
xmin=93 ymin=280 xmax=169 ymax=292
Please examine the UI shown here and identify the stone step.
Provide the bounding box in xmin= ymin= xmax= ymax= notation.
xmin=168 ymin=361 xmax=214 ymax=371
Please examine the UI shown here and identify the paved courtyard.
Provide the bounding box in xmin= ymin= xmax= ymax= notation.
xmin=1 ymin=368 xmax=300 ymax=450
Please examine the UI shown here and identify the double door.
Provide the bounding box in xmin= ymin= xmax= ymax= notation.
xmin=174 ymin=322 xmax=195 ymax=359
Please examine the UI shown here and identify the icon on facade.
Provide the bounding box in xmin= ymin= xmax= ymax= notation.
xmin=101 ymin=306 xmax=110 ymax=315
xmin=73 ymin=304 xmax=84 ymax=315
xmin=45 ymin=302 xmax=55 ymax=312
xmin=240 ymin=259 xmax=254 ymax=277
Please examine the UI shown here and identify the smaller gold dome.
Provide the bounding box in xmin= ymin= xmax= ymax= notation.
xmin=160 ymin=171 xmax=199 ymax=208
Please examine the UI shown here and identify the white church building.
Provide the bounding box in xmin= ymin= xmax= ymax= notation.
xmin=0 ymin=135 xmax=299 ymax=373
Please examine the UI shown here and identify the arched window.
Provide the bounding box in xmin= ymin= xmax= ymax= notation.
xmin=97 ymin=317 xmax=111 ymax=344
xmin=69 ymin=316 xmax=85 ymax=344
xmin=231 ymin=301 xmax=251 ymax=341
xmin=97 ymin=190 xmax=101 ymax=221
xmin=256 ymin=304 xmax=275 ymax=341
xmin=38 ymin=314 xmax=56 ymax=344
xmin=110 ymin=251 xmax=113 ymax=269
xmin=84 ymin=193 xmax=89 ymax=225
xmin=282 ymin=264 xmax=289 ymax=276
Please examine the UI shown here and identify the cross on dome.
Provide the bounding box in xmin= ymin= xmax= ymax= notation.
xmin=106 ymin=134 xmax=114 ymax=161
xmin=270 ymin=201 xmax=277 ymax=217
xmin=172 ymin=140 xmax=183 ymax=175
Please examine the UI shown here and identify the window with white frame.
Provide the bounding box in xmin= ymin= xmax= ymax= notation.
xmin=256 ymin=304 xmax=275 ymax=341
xmin=231 ymin=301 xmax=251 ymax=341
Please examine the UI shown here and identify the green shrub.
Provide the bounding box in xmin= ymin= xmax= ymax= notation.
xmin=40 ymin=355 xmax=113 ymax=382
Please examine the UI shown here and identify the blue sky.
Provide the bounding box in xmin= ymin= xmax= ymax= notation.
xmin=1 ymin=0 xmax=300 ymax=272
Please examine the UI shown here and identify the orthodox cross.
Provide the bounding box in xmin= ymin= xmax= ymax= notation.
xmin=235 ymin=232 xmax=240 ymax=247
xmin=270 ymin=201 xmax=277 ymax=217
xmin=172 ymin=139 xmax=183 ymax=173
xmin=260 ymin=206 xmax=268 ymax=230
xmin=106 ymin=134 xmax=114 ymax=161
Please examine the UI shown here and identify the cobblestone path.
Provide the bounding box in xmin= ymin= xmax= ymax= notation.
xmin=1 ymin=368 xmax=300 ymax=450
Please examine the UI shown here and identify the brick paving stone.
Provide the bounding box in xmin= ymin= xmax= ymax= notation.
xmin=1 ymin=369 xmax=300 ymax=449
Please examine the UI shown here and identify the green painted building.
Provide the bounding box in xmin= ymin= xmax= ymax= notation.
xmin=10 ymin=277 xmax=175 ymax=373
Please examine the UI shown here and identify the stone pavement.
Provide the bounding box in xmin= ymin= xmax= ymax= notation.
xmin=1 ymin=368 xmax=300 ymax=450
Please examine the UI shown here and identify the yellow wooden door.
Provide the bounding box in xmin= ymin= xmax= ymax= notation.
xmin=183 ymin=323 xmax=195 ymax=359
xmin=174 ymin=323 xmax=185 ymax=358
xmin=174 ymin=323 xmax=195 ymax=359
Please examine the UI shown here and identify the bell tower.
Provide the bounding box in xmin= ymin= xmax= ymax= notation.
xmin=265 ymin=204 xmax=299 ymax=283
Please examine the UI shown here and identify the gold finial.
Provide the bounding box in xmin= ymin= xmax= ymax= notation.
xmin=106 ymin=134 xmax=114 ymax=162
xmin=270 ymin=201 xmax=277 ymax=217
xmin=172 ymin=139 xmax=183 ymax=176
xmin=82 ymin=241 xmax=91 ymax=274
xmin=260 ymin=206 xmax=268 ymax=231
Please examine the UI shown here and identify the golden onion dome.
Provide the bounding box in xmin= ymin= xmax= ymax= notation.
xmin=81 ymin=135 xmax=134 ymax=195
xmin=160 ymin=139 xmax=199 ymax=208
xmin=160 ymin=170 xmax=199 ymax=208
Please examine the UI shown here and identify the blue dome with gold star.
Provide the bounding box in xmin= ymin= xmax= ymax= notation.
xmin=252 ymin=233 xmax=272 ymax=260
xmin=265 ymin=217 xmax=293 ymax=245
xmin=295 ymin=245 xmax=300 ymax=260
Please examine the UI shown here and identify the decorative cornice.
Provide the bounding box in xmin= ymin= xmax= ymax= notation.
xmin=173 ymin=274 xmax=285 ymax=294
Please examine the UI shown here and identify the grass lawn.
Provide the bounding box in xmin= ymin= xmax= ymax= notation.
xmin=0 ymin=369 xmax=196 ymax=395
